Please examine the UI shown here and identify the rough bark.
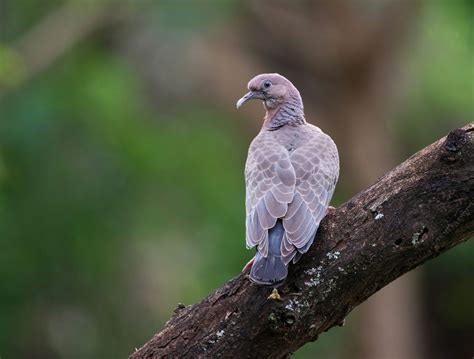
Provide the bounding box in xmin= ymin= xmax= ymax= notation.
xmin=130 ymin=123 xmax=474 ymax=359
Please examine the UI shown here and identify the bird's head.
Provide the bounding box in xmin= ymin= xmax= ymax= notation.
xmin=236 ymin=73 xmax=302 ymax=111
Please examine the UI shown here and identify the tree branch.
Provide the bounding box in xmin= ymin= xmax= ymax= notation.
xmin=130 ymin=123 xmax=474 ymax=358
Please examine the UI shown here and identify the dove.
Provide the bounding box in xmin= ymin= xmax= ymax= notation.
xmin=237 ymin=73 xmax=339 ymax=286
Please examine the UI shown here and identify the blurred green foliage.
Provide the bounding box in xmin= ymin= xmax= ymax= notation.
xmin=0 ymin=0 xmax=472 ymax=358
xmin=0 ymin=42 xmax=249 ymax=358
xmin=395 ymin=0 xmax=473 ymax=152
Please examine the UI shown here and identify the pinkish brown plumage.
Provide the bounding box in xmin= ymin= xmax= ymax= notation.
xmin=237 ymin=73 xmax=339 ymax=285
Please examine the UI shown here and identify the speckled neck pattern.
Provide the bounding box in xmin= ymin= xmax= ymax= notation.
xmin=266 ymin=95 xmax=305 ymax=131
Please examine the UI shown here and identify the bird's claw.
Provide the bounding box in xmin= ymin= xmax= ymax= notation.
xmin=268 ymin=288 xmax=281 ymax=300
xmin=325 ymin=206 xmax=336 ymax=216
xmin=242 ymin=257 xmax=254 ymax=273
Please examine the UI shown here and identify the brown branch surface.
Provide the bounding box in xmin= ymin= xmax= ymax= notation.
xmin=131 ymin=123 xmax=474 ymax=359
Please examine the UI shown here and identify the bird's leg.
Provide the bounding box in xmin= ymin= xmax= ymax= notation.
xmin=241 ymin=257 xmax=254 ymax=273
xmin=268 ymin=288 xmax=281 ymax=300
xmin=325 ymin=206 xmax=336 ymax=216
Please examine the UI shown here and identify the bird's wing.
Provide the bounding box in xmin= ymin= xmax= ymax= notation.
xmin=245 ymin=136 xmax=296 ymax=257
xmin=281 ymin=132 xmax=339 ymax=264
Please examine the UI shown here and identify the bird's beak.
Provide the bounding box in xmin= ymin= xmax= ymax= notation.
xmin=236 ymin=90 xmax=264 ymax=109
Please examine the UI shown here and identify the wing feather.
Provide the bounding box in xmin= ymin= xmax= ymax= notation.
xmin=245 ymin=135 xmax=295 ymax=254
xmin=264 ymin=192 xmax=288 ymax=218
xmin=281 ymin=128 xmax=339 ymax=259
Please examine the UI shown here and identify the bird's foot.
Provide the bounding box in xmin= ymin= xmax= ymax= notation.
xmin=242 ymin=257 xmax=254 ymax=273
xmin=325 ymin=206 xmax=336 ymax=216
xmin=268 ymin=288 xmax=281 ymax=300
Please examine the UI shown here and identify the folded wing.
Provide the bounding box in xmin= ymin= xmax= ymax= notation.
xmin=245 ymin=138 xmax=296 ymax=257
xmin=281 ymin=134 xmax=339 ymax=264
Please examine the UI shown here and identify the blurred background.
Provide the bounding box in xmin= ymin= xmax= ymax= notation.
xmin=0 ymin=0 xmax=472 ymax=358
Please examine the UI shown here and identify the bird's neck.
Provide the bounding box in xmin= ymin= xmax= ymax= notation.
xmin=264 ymin=97 xmax=306 ymax=131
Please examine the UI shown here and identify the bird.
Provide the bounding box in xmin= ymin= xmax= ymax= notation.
xmin=236 ymin=73 xmax=339 ymax=287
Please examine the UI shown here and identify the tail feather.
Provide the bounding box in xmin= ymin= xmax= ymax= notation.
xmin=249 ymin=220 xmax=287 ymax=285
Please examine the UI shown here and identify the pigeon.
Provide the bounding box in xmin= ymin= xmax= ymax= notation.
xmin=237 ymin=73 xmax=339 ymax=286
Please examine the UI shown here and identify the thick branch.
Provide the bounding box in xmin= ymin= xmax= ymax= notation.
xmin=131 ymin=123 xmax=474 ymax=358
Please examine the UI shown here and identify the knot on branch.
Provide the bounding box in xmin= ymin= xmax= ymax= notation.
xmin=445 ymin=128 xmax=467 ymax=152
xmin=441 ymin=128 xmax=470 ymax=163
xmin=268 ymin=306 xmax=298 ymax=333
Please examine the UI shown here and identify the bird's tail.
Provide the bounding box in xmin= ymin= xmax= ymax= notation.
xmin=250 ymin=220 xmax=287 ymax=285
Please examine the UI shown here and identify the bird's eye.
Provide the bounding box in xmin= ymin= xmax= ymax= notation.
xmin=263 ymin=81 xmax=272 ymax=89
